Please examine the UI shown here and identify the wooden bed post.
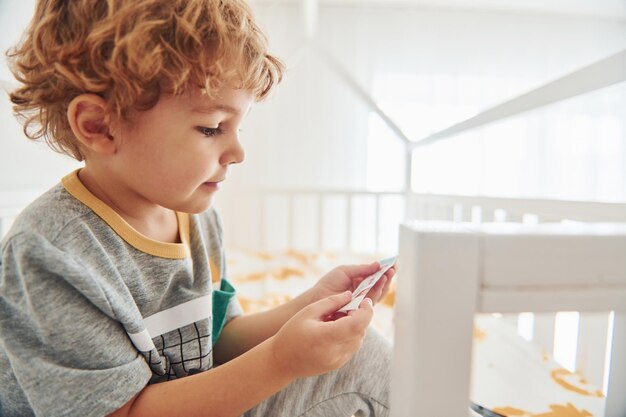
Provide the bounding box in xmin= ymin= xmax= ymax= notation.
xmin=391 ymin=222 xmax=479 ymax=417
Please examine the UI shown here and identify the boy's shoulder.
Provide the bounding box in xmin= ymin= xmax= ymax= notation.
xmin=2 ymin=183 xmax=90 ymax=248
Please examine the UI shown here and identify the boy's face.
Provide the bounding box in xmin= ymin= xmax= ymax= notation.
xmin=110 ymin=87 xmax=253 ymax=214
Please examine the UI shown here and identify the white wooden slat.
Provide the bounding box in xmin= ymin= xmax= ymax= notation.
xmin=346 ymin=194 xmax=352 ymax=252
xmin=321 ymin=195 xmax=347 ymax=251
xmin=502 ymin=313 xmax=520 ymax=332
xmin=302 ymin=0 xmax=318 ymax=40
xmin=516 ymin=312 xmax=532 ymax=341
xmin=350 ymin=195 xmax=377 ymax=253
xmin=418 ymin=202 xmax=427 ymax=221
xmin=606 ymin=312 xmax=626 ymax=417
xmin=292 ymin=194 xmax=318 ymax=251
xmin=263 ymin=194 xmax=290 ymax=251
xmin=427 ymin=204 xmax=438 ymax=220
xmin=379 ymin=195 xmax=405 ymax=255
xmin=289 ymin=196 xmax=295 ymax=248
xmin=416 ymin=197 xmax=426 ymax=221
xmin=435 ymin=204 xmax=447 ymax=220
xmin=533 ymin=313 xmax=556 ymax=357
xmin=452 ymin=203 xmax=464 ymax=222
xmin=576 ymin=312 xmax=610 ymax=391
xmin=404 ymin=193 xmax=414 ymax=220
xmin=428 ymin=204 xmax=436 ymax=220
xmin=317 ymin=195 xmax=324 ymax=251
xmin=441 ymin=205 xmax=454 ymax=221
xmin=426 ymin=204 xmax=442 ymax=221
xmin=374 ymin=194 xmax=380 ymax=253
xmin=481 ymin=225 xmax=626 ymax=287
xmin=261 ymin=194 xmax=270 ymax=250
xmin=471 ymin=206 xmax=482 ymax=223
xmin=481 ymin=209 xmax=495 ymax=223
xmin=404 ymin=152 xmax=412 ymax=195
xmin=522 ymin=213 xmax=540 ymax=225
xmin=505 ymin=212 xmax=524 ymax=224
xmin=458 ymin=204 xmax=468 ymax=222
xmin=494 ymin=208 xmax=507 ymax=223
xmin=480 ymin=288 xmax=626 ymax=313
xmin=553 ymin=312 xmax=580 ymax=372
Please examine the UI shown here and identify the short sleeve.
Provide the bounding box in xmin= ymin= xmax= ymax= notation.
xmin=212 ymin=278 xmax=239 ymax=344
xmin=0 ymin=233 xmax=152 ymax=417
xmin=224 ymin=288 xmax=244 ymax=323
xmin=210 ymin=209 xmax=244 ymax=326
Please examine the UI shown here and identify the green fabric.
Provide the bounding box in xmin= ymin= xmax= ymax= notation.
xmin=212 ymin=278 xmax=237 ymax=345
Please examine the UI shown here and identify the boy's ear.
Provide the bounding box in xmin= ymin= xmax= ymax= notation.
xmin=67 ymin=94 xmax=116 ymax=155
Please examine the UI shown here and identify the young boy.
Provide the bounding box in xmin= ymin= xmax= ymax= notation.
xmin=0 ymin=1 xmax=395 ymax=416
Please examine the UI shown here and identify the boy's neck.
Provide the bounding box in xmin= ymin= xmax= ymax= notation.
xmin=77 ymin=167 xmax=181 ymax=244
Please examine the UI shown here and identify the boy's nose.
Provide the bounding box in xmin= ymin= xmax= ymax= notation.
xmin=221 ymin=137 xmax=245 ymax=166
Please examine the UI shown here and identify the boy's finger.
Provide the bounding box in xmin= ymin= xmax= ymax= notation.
xmin=307 ymin=291 xmax=352 ymax=317
xmin=380 ymin=272 xmax=394 ymax=297
xmin=351 ymin=276 xmax=365 ymax=291
xmin=338 ymin=262 xmax=380 ymax=279
xmin=345 ymin=298 xmax=375 ymax=328
xmin=378 ymin=280 xmax=392 ymax=303
xmin=325 ymin=299 xmax=374 ymax=339
xmin=366 ymin=276 xmax=387 ymax=304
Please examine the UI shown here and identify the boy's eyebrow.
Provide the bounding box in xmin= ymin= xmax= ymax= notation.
xmin=192 ymin=104 xmax=242 ymax=115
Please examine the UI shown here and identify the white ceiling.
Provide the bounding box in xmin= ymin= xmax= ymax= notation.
xmin=251 ymin=0 xmax=626 ymax=20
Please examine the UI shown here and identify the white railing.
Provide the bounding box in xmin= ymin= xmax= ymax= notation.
xmin=232 ymin=188 xmax=626 ymax=254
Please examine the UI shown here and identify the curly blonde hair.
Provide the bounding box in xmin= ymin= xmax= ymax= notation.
xmin=7 ymin=0 xmax=284 ymax=161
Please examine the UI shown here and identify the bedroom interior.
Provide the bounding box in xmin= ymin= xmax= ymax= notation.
xmin=1 ymin=0 xmax=625 ymax=416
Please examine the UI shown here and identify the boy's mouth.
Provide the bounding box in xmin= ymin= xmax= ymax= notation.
xmin=202 ymin=179 xmax=223 ymax=189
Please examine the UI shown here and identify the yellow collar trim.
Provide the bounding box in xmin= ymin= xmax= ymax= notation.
xmin=62 ymin=170 xmax=191 ymax=259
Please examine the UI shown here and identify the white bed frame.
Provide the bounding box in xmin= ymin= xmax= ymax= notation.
xmin=220 ymin=188 xmax=626 ymax=417
xmin=392 ymin=221 xmax=626 ymax=417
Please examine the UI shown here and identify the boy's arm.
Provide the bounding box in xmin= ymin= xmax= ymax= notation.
xmin=109 ymin=338 xmax=293 ymax=417
xmin=213 ymin=288 xmax=317 ymax=364
xmin=110 ymin=292 xmax=373 ymax=417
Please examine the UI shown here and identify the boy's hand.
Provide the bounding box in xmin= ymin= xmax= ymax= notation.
xmin=268 ymin=291 xmax=374 ymax=378
xmin=311 ymin=261 xmax=396 ymax=306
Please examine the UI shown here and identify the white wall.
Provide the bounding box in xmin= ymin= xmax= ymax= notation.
xmin=0 ymin=0 xmax=81 ymax=193
xmin=239 ymin=2 xmax=626 ymax=191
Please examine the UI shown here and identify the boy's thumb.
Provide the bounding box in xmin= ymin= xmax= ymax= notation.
xmin=309 ymin=291 xmax=352 ymax=316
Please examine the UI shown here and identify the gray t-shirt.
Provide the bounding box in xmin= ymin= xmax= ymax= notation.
xmin=0 ymin=171 xmax=243 ymax=416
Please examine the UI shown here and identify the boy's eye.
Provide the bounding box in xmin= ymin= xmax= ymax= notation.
xmin=197 ymin=126 xmax=222 ymax=137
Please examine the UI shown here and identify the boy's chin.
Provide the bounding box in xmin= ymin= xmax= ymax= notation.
xmin=185 ymin=202 xmax=214 ymax=214
xmin=170 ymin=198 xmax=214 ymax=214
